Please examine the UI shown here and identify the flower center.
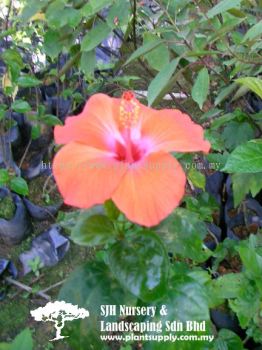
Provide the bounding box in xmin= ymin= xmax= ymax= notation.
xmin=119 ymin=91 xmax=140 ymax=129
xmin=116 ymin=91 xmax=145 ymax=163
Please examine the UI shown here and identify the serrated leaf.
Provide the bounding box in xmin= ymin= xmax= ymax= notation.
xmin=71 ymin=214 xmax=116 ymax=247
xmin=214 ymin=329 xmax=244 ymax=350
xmin=207 ymin=0 xmax=241 ymax=18
xmin=191 ymin=68 xmax=209 ymax=109
xmin=81 ymin=22 xmax=111 ymax=52
xmin=237 ymin=237 xmax=262 ymax=279
xmin=144 ymin=275 xmax=211 ymax=350
xmin=222 ymin=140 xmax=262 ymax=173
xmin=108 ymin=231 xmax=169 ymax=301
xmin=157 ymin=208 xmax=212 ymax=263
xmin=232 ymin=172 xmax=262 ymax=206
xmin=11 ymin=328 xmax=33 ymax=350
xmin=148 ymin=58 xmax=180 ymax=106
xmin=210 ymin=273 xmax=246 ymax=301
xmin=235 ymin=77 xmax=262 ymax=99
xmin=59 ymin=261 xmax=134 ymax=350
xmin=222 ymin=121 xmax=255 ymax=151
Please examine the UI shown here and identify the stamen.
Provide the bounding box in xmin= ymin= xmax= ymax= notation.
xmin=119 ymin=91 xmax=140 ymax=128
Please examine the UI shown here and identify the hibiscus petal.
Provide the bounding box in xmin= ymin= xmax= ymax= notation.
xmin=53 ymin=142 xmax=126 ymax=208
xmin=141 ymin=108 xmax=210 ymax=154
xmin=54 ymin=94 xmax=124 ymax=151
xmin=112 ymin=152 xmax=186 ymax=227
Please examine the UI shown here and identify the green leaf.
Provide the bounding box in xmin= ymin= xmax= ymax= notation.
xmin=210 ymin=273 xmax=246 ymax=301
xmin=71 ymin=214 xmax=116 ymax=247
xmin=81 ymin=22 xmax=111 ymax=52
xmin=211 ymin=112 xmax=239 ymax=130
xmin=207 ymin=0 xmax=241 ymax=19
xmin=157 ymin=208 xmax=211 ymax=263
xmin=124 ymin=39 xmax=163 ymax=66
xmin=10 ymin=177 xmax=29 ymax=196
xmin=46 ymin=0 xmax=66 ymax=28
xmin=187 ymin=168 xmax=206 ymax=190
xmin=0 ymin=343 xmax=10 ymax=350
xmin=214 ymin=329 xmax=244 ymax=350
xmin=108 ymin=231 xmax=169 ymax=302
xmin=144 ymin=275 xmax=211 ymax=350
xmin=0 ymin=169 xmax=10 ymax=185
xmin=185 ymin=192 xmax=219 ymax=222
xmin=31 ymin=124 xmax=41 ymax=140
xmin=148 ymin=58 xmax=180 ymax=106
xmin=40 ymin=114 xmax=62 ymax=126
xmin=11 ymin=328 xmax=33 ymax=350
xmin=242 ymin=20 xmax=262 ymax=42
xmin=81 ymin=0 xmax=114 ymax=18
xmin=206 ymin=153 xmax=228 ymax=170
xmin=222 ymin=121 xmax=255 ymax=151
xmin=104 ymin=200 xmax=120 ymax=221
xmin=44 ymin=30 xmax=63 ymax=59
xmin=106 ymin=0 xmax=130 ymax=28
xmin=191 ymin=68 xmax=209 ymax=109
xmin=228 ymin=282 xmax=260 ymax=328
xmin=232 ymin=173 xmax=262 ymax=206
xmin=62 ymin=8 xmax=82 ymax=28
xmin=59 ymin=261 xmax=134 ymax=350
xmin=143 ymin=33 xmax=170 ymax=71
xmin=11 ymin=100 xmax=31 ymax=113
xmin=235 ymin=77 xmax=262 ymax=99
xmin=222 ymin=140 xmax=262 ymax=173
xmin=237 ymin=236 xmax=262 ymax=279
xmin=20 ymin=0 xmax=49 ymax=21
xmin=17 ymin=76 xmax=41 ymax=88
xmin=215 ymin=83 xmax=238 ymax=106
xmin=80 ymin=51 xmax=96 ymax=76
xmin=1 ymin=49 xmax=23 ymax=68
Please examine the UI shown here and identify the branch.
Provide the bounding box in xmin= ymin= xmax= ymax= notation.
xmin=5 ymin=277 xmax=51 ymax=301
xmin=43 ymin=52 xmax=81 ymax=86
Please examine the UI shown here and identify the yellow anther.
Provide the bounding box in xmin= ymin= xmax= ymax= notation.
xmin=119 ymin=92 xmax=140 ymax=128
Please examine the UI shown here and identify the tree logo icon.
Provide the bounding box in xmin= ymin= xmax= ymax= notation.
xmin=30 ymin=301 xmax=89 ymax=341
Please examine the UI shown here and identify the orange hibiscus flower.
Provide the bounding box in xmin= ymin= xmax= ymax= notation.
xmin=53 ymin=92 xmax=210 ymax=227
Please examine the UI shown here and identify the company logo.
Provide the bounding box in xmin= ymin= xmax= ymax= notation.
xmin=30 ymin=301 xmax=89 ymax=341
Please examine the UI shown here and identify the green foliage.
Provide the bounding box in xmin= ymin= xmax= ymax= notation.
xmin=9 ymin=177 xmax=29 ymax=196
xmin=71 ymin=214 xmax=116 ymax=247
xmin=236 ymin=77 xmax=262 ymax=99
xmin=0 ymin=329 xmax=33 ymax=350
xmin=191 ymin=68 xmax=210 ymax=109
xmin=81 ymin=22 xmax=111 ymax=52
xmin=158 ymin=208 xmax=212 ymax=263
xmin=59 ymin=261 xmax=135 ymax=350
xmin=223 ymin=140 xmax=262 ymax=173
xmin=148 ymin=58 xmax=180 ymax=106
xmin=1 ymin=0 xmax=262 ymax=348
xmin=108 ymin=231 xmax=169 ymax=302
